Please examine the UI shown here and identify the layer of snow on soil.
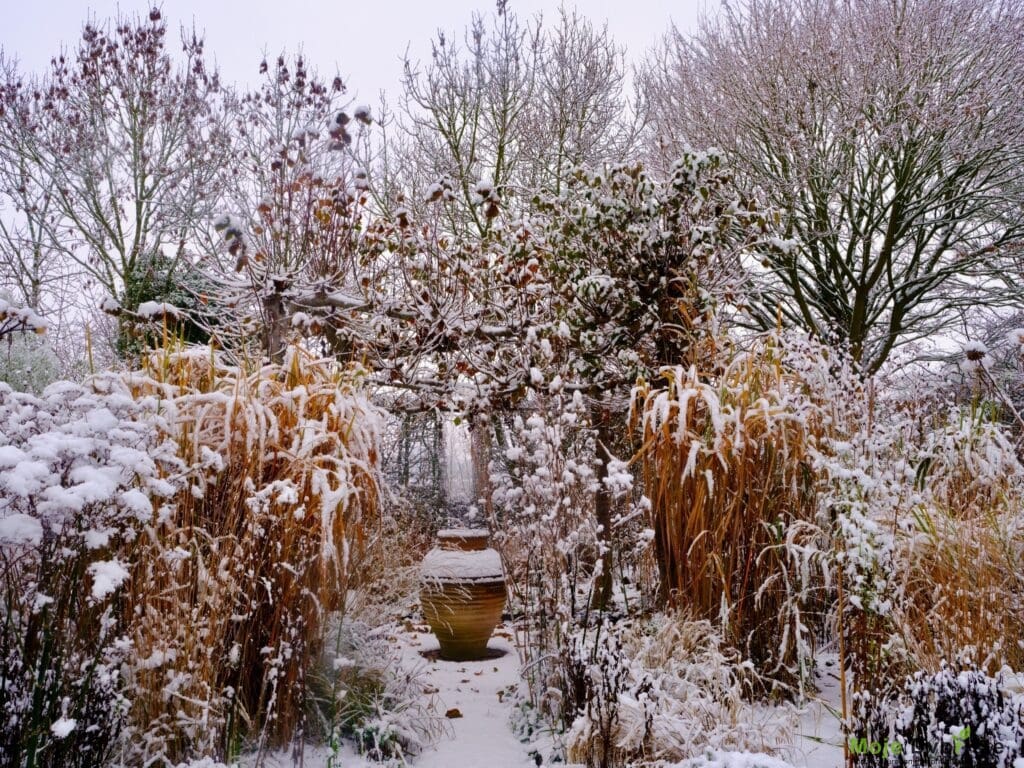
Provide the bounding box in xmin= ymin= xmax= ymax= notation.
xmin=677 ymin=750 xmax=798 ymax=768
xmin=786 ymin=650 xmax=846 ymax=768
xmin=249 ymin=624 xmax=540 ymax=768
xmin=402 ymin=631 xmax=536 ymax=767
xmin=420 ymin=548 xmax=504 ymax=582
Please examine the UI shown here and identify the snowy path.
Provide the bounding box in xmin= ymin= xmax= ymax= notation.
xmin=787 ymin=652 xmax=847 ymax=768
xmin=260 ymin=622 xmax=540 ymax=768
xmin=400 ymin=626 xmax=539 ymax=768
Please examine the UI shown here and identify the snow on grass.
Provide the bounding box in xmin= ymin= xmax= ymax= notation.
xmin=50 ymin=717 xmax=77 ymax=739
xmin=87 ymin=559 xmax=130 ymax=600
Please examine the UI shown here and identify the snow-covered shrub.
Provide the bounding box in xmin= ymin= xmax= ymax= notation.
xmin=0 ymin=329 xmax=61 ymax=393
xmin=848 ymin=661 xmax=1024 ymax=768
xmin=0 ymin=296 xmax=60 ymax=393
xmin=565 ymin=614 xmax=796 ymax=767
xmin=307 ymin=618 xmax=444 ymax=763
xmin=0 ymin=377 xmax=179 ymax=767
xmin=632 ymin=333 xmax=832 ymax=693
xmin=491 ymin=392 xmax=611 ymax=719
xmin=563 ymin=619 xmax=656 ymax=768
xmin=116 ymin=344 xmax=382 ymax=764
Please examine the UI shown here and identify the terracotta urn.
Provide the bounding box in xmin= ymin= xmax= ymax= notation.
xmin=419 ymin=528 xmax=506 ymax=661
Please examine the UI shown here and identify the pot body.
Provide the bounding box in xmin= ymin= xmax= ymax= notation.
xmin=419 ymin=528 xmax=506 ymax=661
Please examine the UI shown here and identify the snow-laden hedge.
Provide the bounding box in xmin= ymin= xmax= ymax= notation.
xmin=0 ymin=346 xmax=382 ymax=767
xmin=0 ymin=375 xmax=179 ymax=767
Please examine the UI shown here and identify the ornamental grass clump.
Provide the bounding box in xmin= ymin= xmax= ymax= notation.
xmin=890 ymin=405 xmax=1024 ymax=678
xmin=120 ymin=344 xmax=382 ymax=764
xmin=632 ymin=335 xmax=830 ymax=692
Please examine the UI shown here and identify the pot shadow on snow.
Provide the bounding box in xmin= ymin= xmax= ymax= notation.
xmin=418 ymin=645 xmax=509 ymax=662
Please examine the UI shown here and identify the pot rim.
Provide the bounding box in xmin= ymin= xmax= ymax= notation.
xmin=437 ymin=528 xmax=491 ymax=539
xmin=421 ymin=574 xmax=506 ymax=586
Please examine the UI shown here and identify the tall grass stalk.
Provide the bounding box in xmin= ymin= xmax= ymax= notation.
xmin=632 ymin=336 xmax=830 ymax=692
xmin=121 ymin=344 xmax=381 ymax=763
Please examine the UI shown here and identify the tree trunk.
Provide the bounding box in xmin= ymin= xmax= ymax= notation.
xmin=262 ymin=292 xmax=287 ymax=364
xmin=590 ymin=403 xmax=615 ymax=610
xmin=470 ymin=413 xmax=494 ymax=520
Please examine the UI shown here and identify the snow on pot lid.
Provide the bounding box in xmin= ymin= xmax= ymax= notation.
xmin=422 ymin=529 xmax=503 ymax=583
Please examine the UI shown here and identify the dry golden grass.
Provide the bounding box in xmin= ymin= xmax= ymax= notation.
xmin=632 ymin=337 xmax=829 ymax=690
xmin=839 ymin=402 xmax=1024 ymax=690
xmin=120 ymin=344 xmax=381 ymax=762
xmin=893 ymin=505 xmax=1024 ymax=676
xmin=343 ymin=495 xmax=436 ymax=625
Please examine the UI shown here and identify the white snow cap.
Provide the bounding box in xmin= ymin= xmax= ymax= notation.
xmin=136 ymin=301 xmax=181 ymax=320
xmin=962 ymin=339 xmax=988 ymax=359
xmin=50 ymin=718 xmax=77 ymax=739
xmin=437 ymin=528 xmax=490 ymax=539
xmin=0 ymin=297 xmax=48 ymax=332
xmin=87 ymin=559 xmax=130 ymax=600
xmin=99 ymin=296 xmax=122 ymax=314
xmin=421 ymin=537 xmax=503 ymax=583
xmin=0 ymin=514 xmax=44 ymax=546
xmin=472 ymin=179 xmax=497 ymax=202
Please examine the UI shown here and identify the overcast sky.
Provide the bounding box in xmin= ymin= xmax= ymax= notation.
xmin=1 ymin=1 xmax=707 ymax=101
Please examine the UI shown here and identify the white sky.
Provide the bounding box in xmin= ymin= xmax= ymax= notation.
xmin=0 ymin=0 xmax=708 ymax=101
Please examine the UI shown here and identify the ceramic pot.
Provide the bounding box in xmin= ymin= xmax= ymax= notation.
xmin=419 ymin=528 xmax=506 ymax=661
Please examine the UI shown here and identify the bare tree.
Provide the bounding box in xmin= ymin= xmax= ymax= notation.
xmin=641 ymin=0 xmax=1024 ymax=373
xmin=392 ymin=3 xmax=635 ymax=234
xmin=0 ymin=58 xmax=85 ymax=363
xmin=203 ymin=53 xmax=371 ymax=362
xmin=394 ymin=4 xmax=539 ymax=236
xmin=519 ymin=7 xmax=636 ymax=196
xmin=0 ymin=9 xmax=230 ymax=350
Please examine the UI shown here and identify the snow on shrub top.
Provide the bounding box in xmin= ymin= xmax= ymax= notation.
xmin=0 ymin=376 xmax=178 ymax=551
xmin=0 ymin=297 xmax=48 ymax=335
xmin=136 ymin=300 xmax=181 ymax=320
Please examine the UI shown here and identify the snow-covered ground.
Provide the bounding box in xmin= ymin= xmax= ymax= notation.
xmin=254 ymin=623 xmax=544 ymax=768
xmin=397 ymin=631 xmax=541 ymax=767
xmin=787 ymin=653 xmax=846 ymax=768
xmin=251 ymin=624 xmax=848 ymax=768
